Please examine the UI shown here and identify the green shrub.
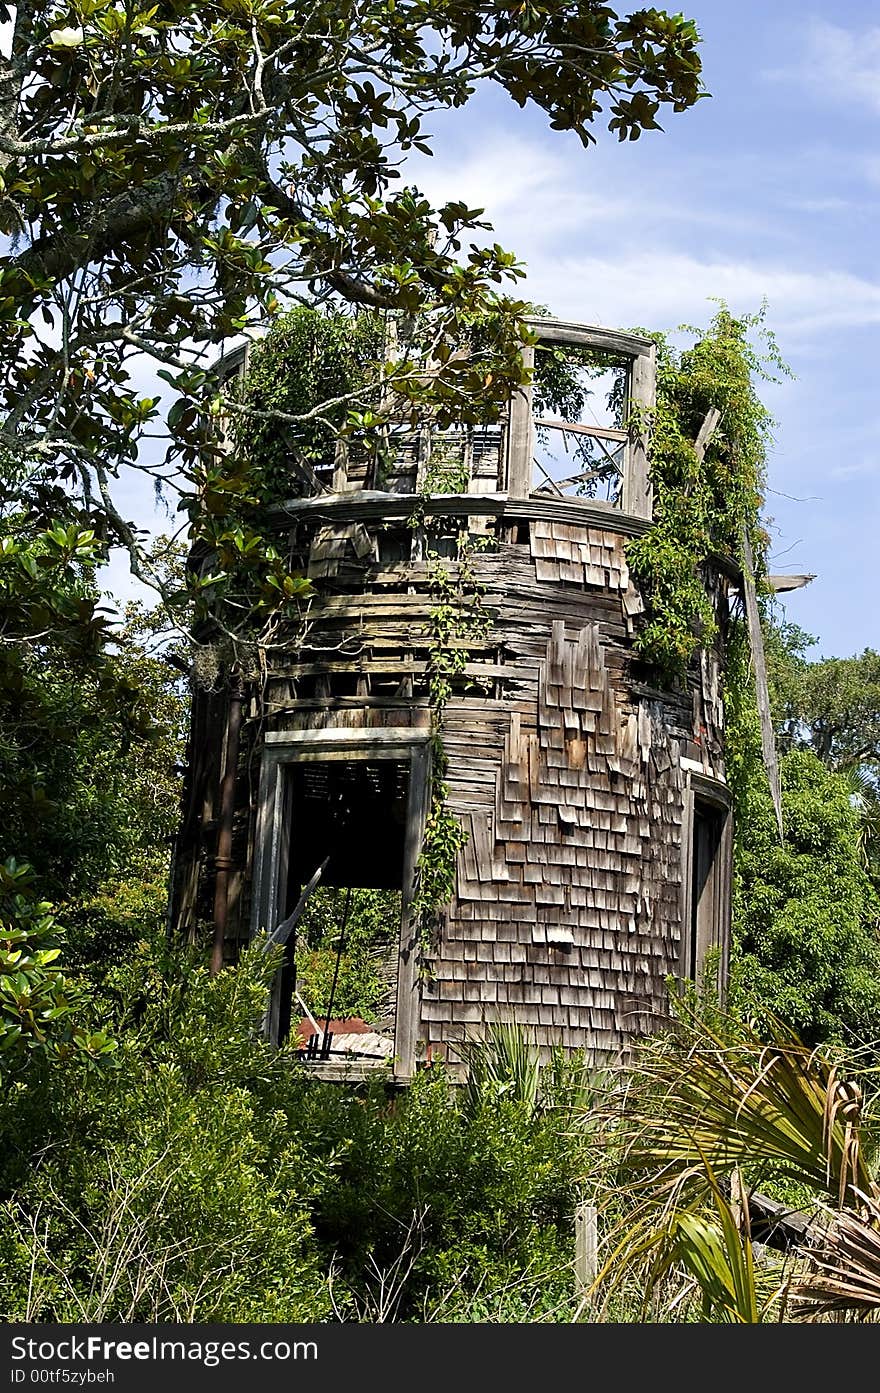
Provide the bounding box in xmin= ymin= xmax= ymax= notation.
xmin=0 ymin=936 xmax=591 ymax=1323
xmin=295 ymin=1058 xmax=588 ymax=1320
xmin=0 ymin=942 xmax=331 ymax=1322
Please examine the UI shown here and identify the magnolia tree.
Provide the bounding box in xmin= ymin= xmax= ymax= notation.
xmin=0 ymin=0 xmax=703 ymax=615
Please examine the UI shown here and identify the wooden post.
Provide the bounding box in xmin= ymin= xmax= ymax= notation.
xmin=210 ymin=684 xmax=244 ymax=975
xmin=505 ymin=342 xmax=535 ymax=498
xmin=575 ymin=1200 xmax=599 ymax=1292
xmin=622 ymin=343 xmax=655 ymax=520
xmin=741 ymin=528 xmax=784 ymax=841
xmin=394 ymin=741 xmax=430 ymax=1081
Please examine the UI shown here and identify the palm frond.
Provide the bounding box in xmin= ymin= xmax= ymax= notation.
xmin=456 ymin=1019 xmax=542 ymax=1118
xmin=605 ymin=1005 xmax=874 ymax=1209
xmin=792 ymin=1197 xmax=880 ymax=1320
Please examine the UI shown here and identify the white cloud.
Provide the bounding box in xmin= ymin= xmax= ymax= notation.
xmin=408 ymin=128 xmax=772 ymax=257
xmin=765 ymin=20 xmax=880 ymax=115
xmin=408 ymin=132 xmax=625 ymax=247
xmin=404 ymin=126 xmax=880 ymax=342
xmin=782 ymin=195 xmax=852 ymax=214
xmin=830 ymin=456 xmax=880 ymax=482
xmin=517 ymin=251 xmax=880 ymax=339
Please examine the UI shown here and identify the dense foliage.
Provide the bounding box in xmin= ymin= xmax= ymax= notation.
xmin=0 ymin=941 xmax=589 ymax=1322
xmin=730 ymin=746 xmax=880 ymax=1044
xmin=0 ymin=859 xmax=115 ymax=1069
xmin=0 ymin=0 xmax=703 ymax=621
xmin=626 ymin=306 xmax=787 ymax=678
xmin=0 ymin=498 xmax=185 ymax=902
xmin=722 ymin=617 xmax=880 ymax=1043
xmin=294 ymin=888 xmax=399 ymax=1024
xmin=231 ymin=308 xmax=386 ymax=497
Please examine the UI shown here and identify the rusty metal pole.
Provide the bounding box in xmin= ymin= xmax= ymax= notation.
xmin=210 ymin=685 xmax=244 ymax=975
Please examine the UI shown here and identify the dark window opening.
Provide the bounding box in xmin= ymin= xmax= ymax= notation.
xmin=683 ymin=795 xmax=728 ymax=987
xmin=427 ymin=525 xmax=464 ymax=559
xmin=376 ymin=528 xmax=413 ymax=564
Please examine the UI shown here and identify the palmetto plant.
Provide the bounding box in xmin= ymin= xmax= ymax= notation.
xmin=456 ymin=1020 xmax=544 ymax=1119
xmin=649 ymin=1159 xmax=782 ymax=1323
xmin=456 ymin=1019 xmax=600 ymax=1120
xmin=790 ymin=1197 xmax=880 ymax=1319
xmin=589 ymin=1002 xmax=880 ymax=1322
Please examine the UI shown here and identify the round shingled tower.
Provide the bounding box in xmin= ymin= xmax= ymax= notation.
xmin=171 ymin=317 xmax=733 ymax=1080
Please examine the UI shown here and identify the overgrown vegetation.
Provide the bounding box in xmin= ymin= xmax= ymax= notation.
xmin=4 ymin=279 xmax=880 ymax=1322
xmin=724 ymin=613 xmax=880 ymax=1047
xmin=626 ymin=304 xmax=788 ymax=680
xmin=0 ymin=943 xmax=590 ymax=1323
xmin=585 ymin=999 xmax=880 ymax=1323
xmin=230 ymin=308 xmax=387 ymax=499
xmin=9 ymin=0 xmax=880 ymax=1326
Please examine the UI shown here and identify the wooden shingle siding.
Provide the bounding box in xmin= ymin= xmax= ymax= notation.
xmin=172 ymin=320 xmax=732 ymax=1066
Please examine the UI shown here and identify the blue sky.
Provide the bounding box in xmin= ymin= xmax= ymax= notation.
xmin=402 ymin=0 xmax=880 ymax=660
xmin=109 ymin=0 xmax=880 ymax=660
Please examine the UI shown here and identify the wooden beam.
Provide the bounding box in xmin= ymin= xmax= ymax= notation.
xmin=525 ymin=318 xmax=655 ymax=358
xmin=693 ymin=406 xmax=722 ymax=463
xmin=264 ymin=489 xmax=654 ymax=537
xmin=742 ymin=528 xmax=784 ymax=841
xmin=767 ymin=573 xmax=816 ymax=593
xmin=395 ymin=742 xmax=430 ymax=1082
xmin=535 ymin=418 xmax=628 ymax=443
xmin=262 ymin=857 xmax=328 ymax=950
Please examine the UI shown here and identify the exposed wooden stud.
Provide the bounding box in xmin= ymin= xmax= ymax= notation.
xmin=623 ymin=341 xmax=655 ymax=520
xmin=693 ymin=405 xmax=722 ymax=463
xmin=505 ymin=342 xmax=535 ymax=498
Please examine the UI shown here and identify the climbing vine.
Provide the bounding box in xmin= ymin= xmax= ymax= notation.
xmin=624 ymin=304 xmax=790 ymax=681
xmin=410 ymin=524 xmax=494 ymax=961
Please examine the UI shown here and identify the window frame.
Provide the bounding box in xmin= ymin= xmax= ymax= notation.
xmin=505 ymin=318 xmax=656 ymax=520
xmin=678 ymin=772 xmax=733 ymax=999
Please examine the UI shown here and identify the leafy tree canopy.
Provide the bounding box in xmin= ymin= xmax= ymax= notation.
xmin=1 ymin=468 xmax=186 ymax=902
xmin=0 ymin=0 xmax=703 ymax=593
xmin=769 ymin=622 xmax=880 ymax=787
xmin=0 ymin=858 xmax=116 ymax=1072
xmin=729 ymin=699 xmax=880 ymax=1047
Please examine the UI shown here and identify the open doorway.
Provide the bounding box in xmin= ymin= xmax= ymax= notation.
xmin=282 ymin=758 xmax=409 ymax=1063
xmin=292 ymin=887 xmax=401 ymax=1062
xmin=252 ymin=730 xmax=430 ymax=1078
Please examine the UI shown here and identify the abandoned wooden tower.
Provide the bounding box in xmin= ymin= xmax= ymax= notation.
xmin=170 ymin=317 xmax=734 ymax=1080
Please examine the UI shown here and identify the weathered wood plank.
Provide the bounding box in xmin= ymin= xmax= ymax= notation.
xmin=741 ymin=529 xmax=784 ymax=840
